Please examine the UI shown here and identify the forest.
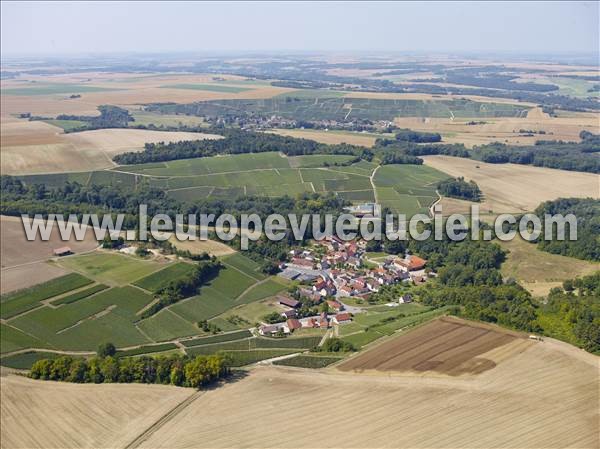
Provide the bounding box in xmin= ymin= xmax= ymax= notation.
xmin=535 ymin=198 xmax=600 ymax=261
xmin=113 ymin=128 xmax=372 ymax=165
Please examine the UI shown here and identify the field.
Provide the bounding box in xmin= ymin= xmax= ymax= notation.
xmin=0 ymin=273 xmax=93 ymax=319
xmin=160 ymin=84 xmax=253 ymax=93
xmin=13 ymin=334 xmax=589 ymax=449
xmin=1 ymin=119 xmax=221 ymax=174
xmin=133 ymin=262 xmax=196 ymax=293
xmin=1 ymin=214 xmax=99 ymax=271
xmin=393 ymin=108 xmax=600 ymax=147
xmin=57 ymin=252 xmax=164 ymax=286
xmin=422 ymin=155 xmax=600 ymax=215
xmin=270 ymin=129 xmax=379 ymax=147
xmin=0 ymin=375 xmax=194 ymax=449
xmin=0 ymin=248 xmax=279 ymax=354
xmin=498 ymin=237 xmax=600 ymax=296
xmin=1 ymin=73 xmax=294 ymax=117
xmin=338 ymin=316 xmax=529 ymax=375
xmin=156 ymin=95 xmax=530 ymax=121
xmin=373 ymin=164 xmax=449 ymax=215
xmin=167 ymin=236 xmax=236 ymax=257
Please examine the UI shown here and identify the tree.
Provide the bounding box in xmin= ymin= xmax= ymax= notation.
xmin=100 ymin=356 xmax=119 ymax=383
xmin=97 ymin=342 xmax=116 ymax=358
xmin=30 ymin=359 xmax=53 ymax=380
xmin=67 ymin=359 xmax=88 ymax=383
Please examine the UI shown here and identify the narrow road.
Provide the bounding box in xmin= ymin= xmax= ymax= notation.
xmin=370 ymin=165 xmax=381 ymax=205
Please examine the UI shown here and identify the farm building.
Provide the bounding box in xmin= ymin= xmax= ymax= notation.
xmin=53 ymin=246 xmax=72 ymax=256
xmin=286 ymin=318 xmax=302 ymax=331
xmin=334 ymin=313 xmax=352 ymax=324
xmin=327 ymin=300 xmax=344 ymax=312
xmin=281 ymin=309 xmax=297 ymax=319
xmin=259 ymin=324 xmax=289 ymax=336
xmin=277 ymin=296 xmax=300 ymax=308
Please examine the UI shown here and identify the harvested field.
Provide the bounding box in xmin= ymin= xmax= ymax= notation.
xmin=499 ymin=237 xmax=600 ymax=296
xmin=422 ymin=155 xmax=600 ymax=214
xmin=0 ymin=263 xmax=68 ymax=295
xmin=269 ymin=128 xmax=378 ymax=147
xmin=1 ymin=122 xmax=221 ymax=175
xmin=394 ymin=109 xmax=599 ymax=147
xmin=168 ymin=236 xmax=236 ymax=257
xmin=0 ymin=215 xmax=99 ymax=269
xmin=1 ymin=328 xmax=598 ymax=448
xmin=0 ymin=375 xmax=194 ymax=449
xmin=1 ymin=73 xmax=293 ymax=117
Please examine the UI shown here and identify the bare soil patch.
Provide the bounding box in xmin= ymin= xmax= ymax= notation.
xmin=337 ymin=316 xmax=527 ymax=375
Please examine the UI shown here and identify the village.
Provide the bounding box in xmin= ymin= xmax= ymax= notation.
xmin=259 ymin=235 xmax=434 ymax=337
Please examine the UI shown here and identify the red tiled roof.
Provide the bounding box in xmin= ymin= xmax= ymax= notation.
xmin=287 ymin=318 xmax=302 ymax=330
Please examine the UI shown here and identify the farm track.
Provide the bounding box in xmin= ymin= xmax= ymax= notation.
xmin=124 ymin=390 xmax=205 ymax=449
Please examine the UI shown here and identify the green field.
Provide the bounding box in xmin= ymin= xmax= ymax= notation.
xmin=221 ymin=253 xmax=267 ymax=281
xmin=218 ymin=349 xmax=302 ymax=367
xmin=18 ymin=151 xmax=451 ymax=209
xmin=235 ymin=278 xmax=287 ymax=304
xmin=43 ymin=119 xmax=88 ymax=131
xmin=133 ymin=262 xmax=195 ymax=293
xmin=0 ymin=324 xmax=51 ymax=354
xmin=2 ymin=83 xmax=118 ymax=96
xmin=160 ymin=83 xmax=253 ymax=93
xmin=288 ymin=154 xmax=357 ymax=168
xmin=181 ymin=330 xmax=253 ymax=348
xmin=129 ymin=110 xmax=207 ymax=127
xmin=50 ymin=284 xmax=109 ymax=305
xmin=136 ymin=309 xmax=199 ymax=342
xmin=0 ymin=351 xmax=61 ymax=369
xmin=154 ymin=96 xmax=528 ymax=120
xmin=273 ymin=354 xmax=344 ymax=368
xmin=0 ymin=273 xmax=93 ymax=319
xmin=8 ymin=286 xmax=155 ymax=350
xmin=116 ymin=343 xmax=179 ymax=357
xmin=58 ymin=252 xmax=163 ymax=285
xmin=373 ymin=164 xmax=449 ymax=215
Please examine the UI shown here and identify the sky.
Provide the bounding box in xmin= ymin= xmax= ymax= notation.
xmin=1 ymin=1 xmax=598 ymax=56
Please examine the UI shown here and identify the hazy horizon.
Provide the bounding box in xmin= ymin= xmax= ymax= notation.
xmin=2 ymin=1 xmax=598 ymax=58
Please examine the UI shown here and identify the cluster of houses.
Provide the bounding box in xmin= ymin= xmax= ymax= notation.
xmin=258 ymin=295 xmax=353 ymax=337
xmin=279 ymin=236 xmax=432 ymax=300
xmin=261 ymin=236 xmax=434 ymax=336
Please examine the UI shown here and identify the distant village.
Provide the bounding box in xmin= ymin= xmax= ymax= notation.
xmin=259 ymin=235 xmax=434 ymax=337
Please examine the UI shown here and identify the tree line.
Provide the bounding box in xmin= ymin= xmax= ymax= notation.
xmin=113 ymin=128 xmax=373 ymax=165
xmin=141 ymin=258 xmax=223 ymax=318
xmin=29 ymin=353 xmax=231 ymax=389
